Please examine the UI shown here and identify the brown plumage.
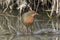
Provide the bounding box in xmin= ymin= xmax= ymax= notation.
xmin=22 ymin=10 xmax=37 ymax=33
xmin=22 ymin=11 xmax=35 ymax=26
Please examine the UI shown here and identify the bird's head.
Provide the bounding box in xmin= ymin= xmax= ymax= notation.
xmin=29 ymin=10 xmax=39 ymax=17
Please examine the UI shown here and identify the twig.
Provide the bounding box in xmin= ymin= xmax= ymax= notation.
xmin=34 ymin=0 xmax=36 ymax=10
xmin=36 ymin=0 xmax=40 ymax=12
xmin=50 ymin=0 xmax=56 ymax=16
xmin=5 ymin=16 xmax=17 ymax=33
xmin=0 ymin=13 xmax=18 ymax=17
xmin=56 ymin=37 xmax=58 ymax=40
xmin=27 ymin=4 xmax=32 ymax=10
xmin=56 ymin=0 xmax=58 ymax=14
xmin=51 ymin=20 xmax=56 ymax=31
xmin=0 ymin=25 xmax=4 ymax=31
xmin=3 ymin=0 xmax=11 ymax=13
xmin=29 ymin=0 xmax=31 ymax=3
xmin=55 ymin=18 xmax=59 ymax=31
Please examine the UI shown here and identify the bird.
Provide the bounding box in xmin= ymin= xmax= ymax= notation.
xmin=22 ymin=10 xmax=38 ymax=33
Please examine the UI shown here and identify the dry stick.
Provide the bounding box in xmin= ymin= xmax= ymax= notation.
xmin=9 ymin=3 xmax=15 ymax=13
xmin=27 ymin=0 xmax=32 ymax=10
xmin=36 ymin=0 xmax=40 ymax=12
xmin=0 ymin=25 xmax=4 ymax=31
xmin=56 ymin=18 xmax=59 ymax=31
xmin=45 ymin=19 xmax=51 ymax=27
xmin=56 ymin=0 xmax=58 ymax=14
xmin=5 ymin=16 xmax=17 ymax=33
xmin=0 ymin=13 xmax=18 ymax=17
xmin=33 ymin=21 xmax=37 ymax=30
xmin=56 ymin=37 xmax=58 ymax=40
xmin=41 ymin=0 xmax=43 ymax=2
xmin=51 ymin=20 xmax=56 ymax=32
xmin=34 ymin=0 xmax=36 ymax=10
xmin=5 ymin=16 xmax=12 ymax=33
xmin=3 ymin=7 xmax=8 ymax=13
xmin=50 ymin=0 xmax=56 ymax=16
xmin=16 ymin=18 xmax=21 ymax=32
xmin=3 ymin=0 xmax=10 ymax=13
xmin=17 ymin=17 xmax=23 ymax=32
xmin=5 ymin=16 xmax=22 ymax=35
xmin=48 ymin=0 xmax=52 ymax=4
xmin=3 ymin=0 xmax=15 ymax=13
xmin=8 ymin=34 xmax=15 ymax=40
xmin=33 ymin=0 xmax=40 ymax=31
xmin=36 ymin=21 xmax=40 ymax=29
xmin=56 ymin=0 xmax=60 ymax=17
xmin=29 ymin=0 xmax=31 ymax=3
xmin=27 ymin=4 xmax=32 ymax=10
xmin=56 ymin=21 xmax=58 ymax=31
xmin=34 ymin=19 xmax=40 ymax=29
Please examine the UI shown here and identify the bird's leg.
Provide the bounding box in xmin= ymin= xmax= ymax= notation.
xmin=26 ymin=27 xmax=32 ymax=34
xmin=24 ymin=26 xmax=30 ymax=34
xmin=26 ymin=27 xmax=28 ymax=33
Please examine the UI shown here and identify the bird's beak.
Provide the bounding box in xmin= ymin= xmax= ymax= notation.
xmin=34 ymin=13 xmax=39 ymax=15
xmin=32 ymin=13 xmax=39 ymax=17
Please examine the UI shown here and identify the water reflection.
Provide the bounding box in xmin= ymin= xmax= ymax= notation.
xmin=34 ymin=35 xmax=60 ymax=40
xmin=0 ymin=34 xmax=60 ymax=40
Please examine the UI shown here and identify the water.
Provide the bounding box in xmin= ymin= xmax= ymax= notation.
xmin=0 ymin=34 xmax=60 ymax=40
